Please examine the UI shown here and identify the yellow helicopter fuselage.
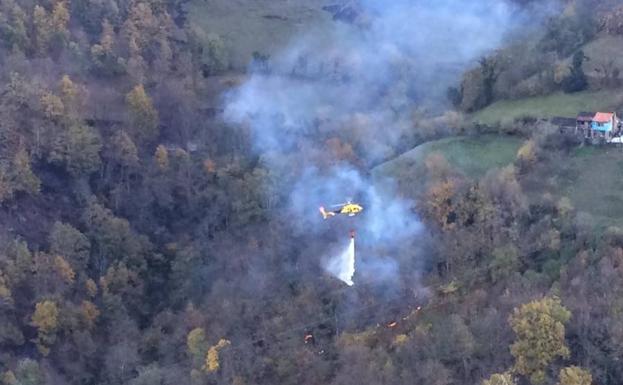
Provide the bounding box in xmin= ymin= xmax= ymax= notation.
xmin=319 ymin=202 xmax=364 ymax=219
xmin=339 ymin=203 xmax=363 ymax=216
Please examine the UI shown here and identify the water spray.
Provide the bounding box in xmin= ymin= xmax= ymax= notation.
xmin=326 ymin=230 xmax=356 ymax=286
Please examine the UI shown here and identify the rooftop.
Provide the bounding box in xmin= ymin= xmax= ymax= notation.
xmin=577 ymin=111 xmax=596 ymax=121
xmin=594 ymin=112 xmax=615 ymax=123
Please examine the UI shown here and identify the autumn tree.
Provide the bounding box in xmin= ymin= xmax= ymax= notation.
xmin=80 ymin=300 xmax=100 ymax=329
xmin=126 ymin=84 xmax=159 ymax=145
xmin=557 ymin=366 xmax=592 ymax=385
xmin=187 ymin=327 xmax=208 ymax=367
xmin=121 ymin=0 xmax=174 ymax=81
xmin=53 ymin=255 xmax=75 ymax=284
xmin=516 ymin=139 xmax=537 ymax=172
xmin=123 ymin=2 xmax=160 ymax=55
xmin=85 ymin=278 xmax=97 ymax=297
xmin=40 ymin=91 xmax=65 ymax=121
xmin=425 ymin=179 xmax=458 ymax=231
xmin=483 ymin=373 xmax=516 ymax=385
xmin=203 ymin=158 xmax=216 ymax=174
xmin=154 ymin=144 xmax=169 ymax=170
xmin=29 ymin=252 xmax=76 ymax=298
xmin=509 ymin=297 xmax=571 ymax=384
xmin=204 ymin=339 xmax=231 ymax=373
xmin=59 ymin=75 xmax=82 ymax=121
xmin=31 ymin=300 xmax=59 ymax=355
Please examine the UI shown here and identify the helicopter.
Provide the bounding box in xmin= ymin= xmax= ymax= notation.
xmin=319 ymin=200 xmax=363 ymax=219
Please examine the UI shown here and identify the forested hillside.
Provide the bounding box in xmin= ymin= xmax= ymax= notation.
xmin=1 ymin=0 xmax=623 ymax=384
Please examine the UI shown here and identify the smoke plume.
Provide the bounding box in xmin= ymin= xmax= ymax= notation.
xmin=223 ymin=0 xmax=553 ymax=287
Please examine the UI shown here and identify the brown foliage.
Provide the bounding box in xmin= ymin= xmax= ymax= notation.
xmin=53 ymin=255 xmax=75 ymax=284
xmin=40 ymin=92 xmax=64 ymax=120
xmin=203 ymin=159 xmax=216 ymax=174
xmin=85 ymin=279 xmax=98 ymax=298
xmin=154 ymin=145 xmax=169 ymax=170
xmin=509 ymin=297 xmax=571 ymax=384
xmin=31 ymin=300 xmax=59 ymax=355
xmin=425 ymin=179 xmax=458 ymax=231
xmin=204 ymin=339 xmax=231 ymax=373
xmin=80 ymin=300 xmax=100 ymax=329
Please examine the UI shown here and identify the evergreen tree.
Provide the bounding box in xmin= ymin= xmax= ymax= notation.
xmin=563 ymin=51 xmax=588 ymax=93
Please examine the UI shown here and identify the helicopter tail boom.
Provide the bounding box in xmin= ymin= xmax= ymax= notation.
xmin=319 ymin=206 xmax=336 ymax=219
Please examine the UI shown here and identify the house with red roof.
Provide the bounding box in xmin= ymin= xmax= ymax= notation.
xmin=575 ymin=111 xmax=620 ymax=142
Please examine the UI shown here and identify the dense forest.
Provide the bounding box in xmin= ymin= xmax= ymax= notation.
xmin=2 ymin=0 xmax=623 ymax=384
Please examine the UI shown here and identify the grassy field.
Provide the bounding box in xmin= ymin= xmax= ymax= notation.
xmin=426 ymin=135 xmax=524 ymax=177
xmin=471 ymin=89 xmax=623 ymax=126
xmin=374 ymin=135 xmax=523 ymax=197
xmin=186 ymin=0 xmax=331 ymax=70
xmin=523 ymin=145 xmax=623 ymax=228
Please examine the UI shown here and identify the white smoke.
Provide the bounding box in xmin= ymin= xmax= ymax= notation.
xmin=223 ymin=0 xmax=554 ymax=161
xmin=284 ymin=165 xmax=422 ymax=285
xmin=326 ymin=236 xmax=356 ymax=286
xmin=222 ymin=0 xmax=554 ymax=287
